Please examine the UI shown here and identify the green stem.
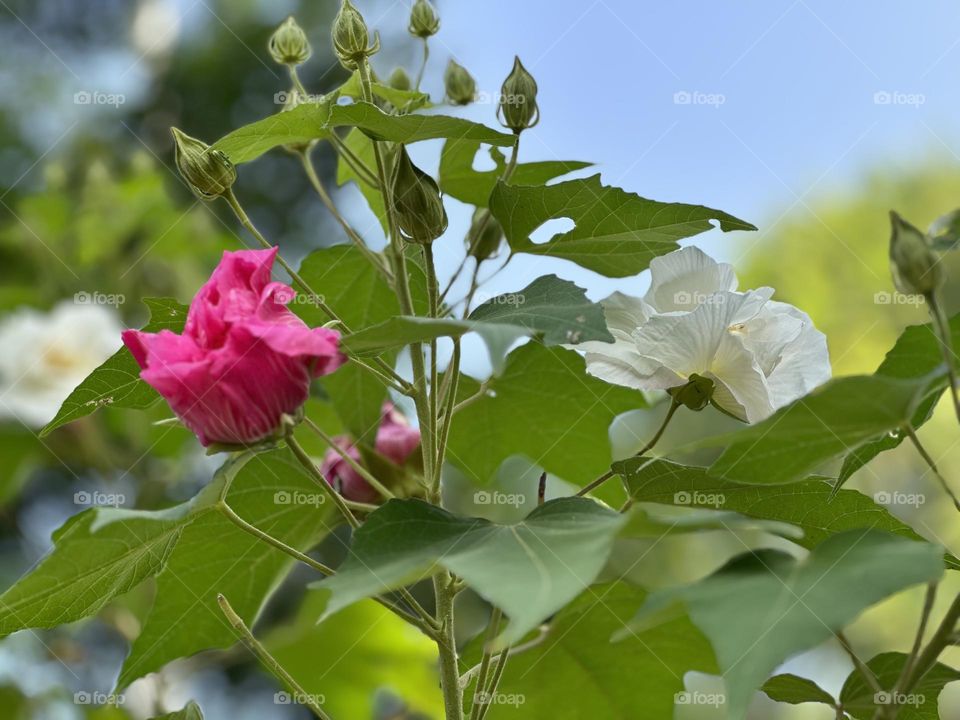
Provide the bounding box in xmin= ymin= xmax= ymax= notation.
xmin=435 ymin=341 xmax=462 ymax=496
xmin=476 ymin=647 xmax=509 ymax=720
xmin=577 ymin=398 xmax=680 ymax=498
xmin=900 ymin=592 xmax=960 ymax=696
xmin=218 ymin=594 xmax=333 ymax=720
xmin=904 ymin=424 xmax=960 ymax=512
xmin=927 ymin=292 xmax=960 ymax=425
xmin=415 ymin=37 xmax=429 ymax=91
xmin=286 ymin=433 xmax=360 ymax=530
xmin=435 ymin=572 xmax=464 ymax=720
xmin=891 ymin=583 xmax=938 ymax=710
xmin=467 ymin=607 xmax=501 ymax=719
xmin=303 ymin=417 xmax=395 ymax=500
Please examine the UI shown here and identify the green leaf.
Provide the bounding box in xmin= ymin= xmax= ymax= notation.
xmin=489 ymin=174 xmax=755 ymax=277
xmin=928 ymin=208 xmax=960 ymax=251
xmin=477 ymin=582 xmax=717 ymax=720
xmin=118 ymin=449 xmax=336 ymax=688
xmin=439 ymin=138 xmax=590 ymax=207
xmin=614 ymin=458 xmax=959 ymax=565
xmin=41 ymin=298 xmax=188 ymax=436
xmin=840 ymin=652 xmax=960 ymax=719
xmin=467 ymin=274 xmax=614 ymax=346
xmin=150 ymin=702 xmax=203 ymax=720
xmin=335 ymin=128 xmax=387 ymax=234
xmin=761 ymin=674 xmax=835 ymax=706
xmin=267 ymin=597 xmax=442 ymax=719
xmin=709 ymin=374 xmax=938 ymax=486
xmin=621 ymin=503 xmax=802 ymax=541
xmin=297 ymin=246 xmax=399 ymax=440
xmin=311 ymin=497 xmax=626 ymax=646
xmin=0 ymin=451 xmax=227 ymax=636
xmin=338 ymin=71 xmax=432 ymax=112
xmin=620 ymin=530 xmax=945 ymax=718
xmin=447 ymin=343 xmax=646 ymax=485
xmin=214 ymin=101 xmax=513 ymax=165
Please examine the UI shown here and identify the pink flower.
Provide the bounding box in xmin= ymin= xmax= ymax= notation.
xmin=321 ymin=404 xmax=421 ymax=502
xmin=123 ymin=248 xmax=346 ymax=446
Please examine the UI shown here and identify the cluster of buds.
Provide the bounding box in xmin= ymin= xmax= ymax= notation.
xmin=498 ymin=56 xmax=539 ymax=132
xmin=889 ymin=211 xmax=944 ymax=297
xmin=408 ymin=0 xmax=440 ymax=38
xmin=170 ymin=128 xmax=236 ymax=200
xmin=390 ymin=146 xmax=448 ymax=244
xmin=444 ymin=59 xmax=476 ymax=106
xmin=332 ymin=0 xmax=380 ymax=70
xmin=268 ymin=16 xmax=311 ymax=66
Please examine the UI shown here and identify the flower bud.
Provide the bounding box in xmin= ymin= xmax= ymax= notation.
xmin=332 ymin=0 xmax=380 ymax=70
xmin=889 ymin=211 xmax=943 ymax=296
xmin=390 ymin=146 xmax=448 ymax=244
xmin=668 ymin=373 xmax=714 ymax=412
xmin=388 ymin=67 xmax=412 ymax=92
xmin=466 ymin=208 xmax=503 ymax=260
xmin=268 ymin=16 xmax=311 ymax=66
xmin=497 ymin=56 xmax=539 ymax=132
xmin=444 ymin=59 xmax=476 ymax=106
xmin=408 ymin=0 xmax=440 ymax=38
xmin=171 ymin=127 xmax=236 ymax=200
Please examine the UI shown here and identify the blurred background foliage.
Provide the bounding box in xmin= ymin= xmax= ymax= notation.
xmin=1 ymin=0 xmax=960 ymax=719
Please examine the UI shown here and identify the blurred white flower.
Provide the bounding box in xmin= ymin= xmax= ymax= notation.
xmin=0 ymin=302 xmax=123 ymax=427
xmin=580 ymin=246 xmax=831 ymax=422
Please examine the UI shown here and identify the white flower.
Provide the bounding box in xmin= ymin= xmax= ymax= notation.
xmin=580 ymin=246 xmax=831 ymax=422
xmin=0 ymin=302 xmax=123 ymax=427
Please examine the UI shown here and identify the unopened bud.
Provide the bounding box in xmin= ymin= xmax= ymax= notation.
xmin=408 ymin=0 xmax=440 ymax=38
xmin=390 ymin=146 xmax=448 ymax=244
xmin=388 ymin=67 xmax=412 ymax=92
xmin=332 ymin=0 xmax=380 ymax=70
xmin=269 ymin=16 xmax=311 ymax=66
xmin=467 ymin=209 xmax=503 ymax=260
xmin=668 ymin=374 xmax=714 ymax=412
xmin=444 ymin=59 xmax=476 ymax=106
xmin=171 ymin=127 xmax=236 ymax=200
xmin=889 ymin=211 xmax=943 ymax=296
xmin=498 ymin=56 xmax=539 ymax=132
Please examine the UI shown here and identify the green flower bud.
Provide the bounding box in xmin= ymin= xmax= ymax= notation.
xmin=269 ymin=16 xmax=311 ymax=66
xmin=668 ymin=373 xmax=715 ymax=412
xmin=408 ymin=0 xmax=440 ymax=38
xmin=390 ymin=146 xmax=448 ymax=244
xmin=388 ymin=67 xmax=412 ymax=92
xmin=889 ymin=211 xmax=943 ymax=296
xmin=497 ymin=56 xmax=539 ymax=132
xmin=466 ymin=208 xmax=503 ymax=260
xmin=332 ymin=0 xmax=380 ymax=70
xmin=444 ymin=59 xmax=476 ymax=106
xmin=170 ymin=127 xmax=236 ymax=200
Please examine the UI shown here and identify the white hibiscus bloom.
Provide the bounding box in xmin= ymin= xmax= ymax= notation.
xmin=580 ymin=246 xmax=831 ymax=423
xmin=0 ymin=302 xmax=123 ymax=427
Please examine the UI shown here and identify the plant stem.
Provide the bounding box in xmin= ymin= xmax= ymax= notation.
xmin=435 ymin=341 xmax=462 ymax=494
xmin=836 ymin=631 xmax=884 ymax=697
xmin=222 ymin=189 xmax=409 ymax=393
xmin=927 ymin=292 xmax=960 ymax=424
xmin=298 ymin=149 xmax=391 ymax=282
xmin=467 ymin=607 xmax=501 ymax=719
xmin=904 ymin=424 xmax=960 ymax=512
xmin=577 ymin=398 xmax=681 ymax=497
xmin=435 ymin=572 xmax=465 ymax=720
xmin=286 ymin=433 xmax=360 ymax=530
xmin=415 ymin=37 xmax=429 ymax=91
xmin=218 ymin=594 xmax=333 ymax=720
xmin=899 ymin=592 xmax=960 ymax=697
xmin=889 ymin=583 xmax=938 ymax=715
xmin=476 ymin=648 xmax=509 ymax=720
xmin=303 ymin=417 xmax=395 ymax=500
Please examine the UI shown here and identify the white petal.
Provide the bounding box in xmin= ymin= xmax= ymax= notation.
xmin=709 ymin=332 xmax=774 ymax=422
xmin=643 ymin=246 xmax=739 ymax=313
xmin=764 ymin=303 xmax=831 ymax=409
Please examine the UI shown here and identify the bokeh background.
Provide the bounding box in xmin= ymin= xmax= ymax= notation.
xmin=2 ymin=0 xmax=960 ymax=718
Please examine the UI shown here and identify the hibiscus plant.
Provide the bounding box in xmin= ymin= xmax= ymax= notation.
xmin=10 ymin=2 xmax=960 ymax=719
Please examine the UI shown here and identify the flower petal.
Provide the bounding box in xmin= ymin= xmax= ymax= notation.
xmin=644 ymin=245 xmax=739 ymax=313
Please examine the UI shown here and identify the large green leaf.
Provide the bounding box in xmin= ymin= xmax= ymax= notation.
xmin=311 ymin=497 xmax=626 ymax=646
xmin=297 ymin=245 xmax=399 ymax=440
xmin=118 ymin=449 xmax=336 ymax=688
xmin=267 ymin=597 xmax=442 ymax=719
xmin=840 ymin=652 xmax=960 ymax=719
xmin=709 ymin=374 xmax=938 ymax=485
xmin=0 ymin=450 xmax=226 ymax=636
xmin=447 ymin=343 xmax=646 ymax=485
xmin=489 ymin=175 xmax=755 ymax=277
xmin=439 ymin=138 xmax=590 ymax=207
xmin=478 ymin=582 xmax=716 ymax=720
xmin=620 ymin=530 xmax=945 ymax=719
xmin=614 ymin=458 xmax=957 ymax=565
xmin=41 ymin=298 xmax=188 ymax=436
xmin=214 ymin=101 xmax=513 ymax=165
